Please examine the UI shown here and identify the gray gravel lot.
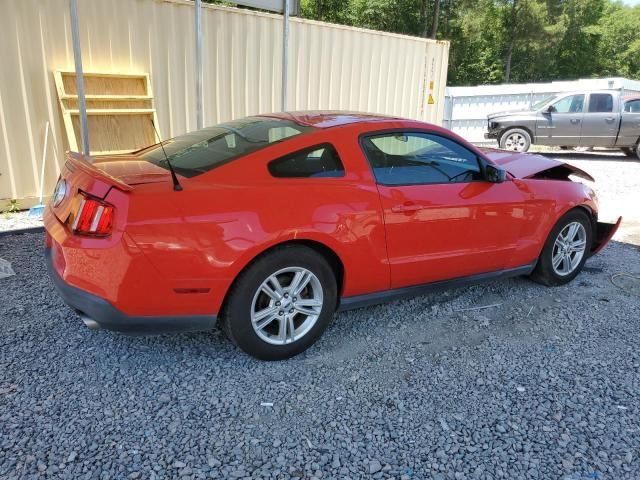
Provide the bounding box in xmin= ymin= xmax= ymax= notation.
xmin=1 ymin=151 xmax=640 ymax=480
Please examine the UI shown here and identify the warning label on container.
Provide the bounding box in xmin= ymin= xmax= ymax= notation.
xmin=428 ymin=94 xmax=435 ymax=105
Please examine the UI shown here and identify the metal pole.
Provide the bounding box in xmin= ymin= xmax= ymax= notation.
xmin=281 ymin=0 xmax=290 ymax=112
xmin=38 ymin=122 xmax=50 ymax=204
xmin=69 ymin=0 xmax=90 ymax=157
xmin=195 ymin=0 xmax=203 ymax=129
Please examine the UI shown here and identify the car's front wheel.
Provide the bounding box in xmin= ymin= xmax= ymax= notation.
xmin=499 ymin=128 xmax=531 ymax=152
xmin=529 ymin=209 xmax=592 ymax=286
xmin=221 ymin=245 xmax=337 ymax=360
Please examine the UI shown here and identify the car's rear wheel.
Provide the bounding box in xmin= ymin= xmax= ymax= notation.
xmin=529 ymin=209 xmax=592 ymax=286
xmin=499 ymin=128 xmax=531 ymax=152
xmin=221 ymin=245 xmax=337 ymax=360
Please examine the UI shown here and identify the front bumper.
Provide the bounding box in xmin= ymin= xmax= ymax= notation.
xmin=45 ymin=248 xmax=217 ymax=334
xmin=591 ymin=217 xmax=622 ymax=255
xmin=484 ymin=131 xmax=498 ymax=140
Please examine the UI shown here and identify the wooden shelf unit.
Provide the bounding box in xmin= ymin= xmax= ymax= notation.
xmin=54 ymin=71 xmax=159 ymax=155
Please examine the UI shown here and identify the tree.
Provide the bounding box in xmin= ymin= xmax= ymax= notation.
xmin=298 ymin=0 xmax=640 ymax=86
xmin=593 ymin=2 xmax=640 ymax=78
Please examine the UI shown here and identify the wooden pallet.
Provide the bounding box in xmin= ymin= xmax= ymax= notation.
xmin=54 ymin=71 xmax=160 ymax=156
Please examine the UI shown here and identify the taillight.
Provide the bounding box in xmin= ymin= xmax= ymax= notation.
xmin=71 ymin=194 xmax=114 ymax=236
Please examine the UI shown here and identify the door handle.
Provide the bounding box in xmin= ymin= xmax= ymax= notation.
xmin=570 ymin=119 xmax=581 ymax=124
xmin=605 ymin=117 xmax=615 ymax=122
xmin=391 ymin=202 xmax=423 ymax=213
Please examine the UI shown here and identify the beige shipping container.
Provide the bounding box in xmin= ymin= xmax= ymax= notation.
xmin=0 ymin=0 xmax=449 ymax=206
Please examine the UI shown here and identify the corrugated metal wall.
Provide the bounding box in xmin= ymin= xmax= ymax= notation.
xmin=444 ymin=77 xmax=640 ymax=143
xmin=0 ymin=0 xmax=449 ymax=205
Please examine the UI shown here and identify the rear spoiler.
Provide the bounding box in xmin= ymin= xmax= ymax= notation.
xmin=65 ymin=152 xmax=133 ymax=192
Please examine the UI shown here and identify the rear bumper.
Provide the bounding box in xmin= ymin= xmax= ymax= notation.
xmin=45 ymin=248 xmax=217 ymax=334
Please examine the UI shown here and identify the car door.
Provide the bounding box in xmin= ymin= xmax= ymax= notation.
xmin=618 ymin=99 xmax=640 ymax=147
xmin=536 ymin=94 xmax=585 ymax=146
xmin=360 ymin=130 xmax=531 ymax=289
xmin=580 ymin=93 xmax=618 ymax=147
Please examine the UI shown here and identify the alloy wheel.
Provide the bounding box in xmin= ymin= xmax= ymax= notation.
xmin=504 ymin=133 xmax=527 ymax=151
xmin=250 ymin=267 xmax=324 ymax=345
xmin=551 ymin=221 xmax=587 ymax=276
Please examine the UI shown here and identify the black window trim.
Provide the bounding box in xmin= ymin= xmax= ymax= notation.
xmin=358 ymin=128 xmax=492 ymax=187
xmin=267 ymin=142 xmax=346 ymax=179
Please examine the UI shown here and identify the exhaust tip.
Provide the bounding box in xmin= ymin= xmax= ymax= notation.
xmin=80 ymin=315 xmax=101 ymax=330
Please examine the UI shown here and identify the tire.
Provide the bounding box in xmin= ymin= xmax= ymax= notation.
xmin=499 ymin=128 xmax=531 ymax=152
xmin=220 ymin=245 xmax=337 ymax=360
xmin=529 ymin=209 xmax=593 ymax=286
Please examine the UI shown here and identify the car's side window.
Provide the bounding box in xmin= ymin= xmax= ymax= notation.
xmin=268 ymin=143 xmax=345 ymax=178
xmin=624 ymin=100 xmax=640 ymax=113
xmin=550 ymin=94 xmax=585 ymax=114
xmin=360 ymin=132 xmax=483 ymax=186
xmin=588 ymin=93 xmax=613 ymax=113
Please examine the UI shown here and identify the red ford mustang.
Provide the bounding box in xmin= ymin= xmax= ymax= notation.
xmin=44 ymin=112 xmax=621 ymax=360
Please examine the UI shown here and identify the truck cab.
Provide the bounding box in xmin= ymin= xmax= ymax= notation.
xmin=485 ymin=90 xmax=640 ymax=159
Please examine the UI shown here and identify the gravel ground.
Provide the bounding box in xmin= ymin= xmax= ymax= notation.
xmin=0 ymin=211 xmax=44 ymax=233
xmin=1 ymin=151 xmax=639 ymax=480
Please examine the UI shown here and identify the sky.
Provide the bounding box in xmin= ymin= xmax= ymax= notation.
xmin=622 ymin=0 xmax=640 ymax=5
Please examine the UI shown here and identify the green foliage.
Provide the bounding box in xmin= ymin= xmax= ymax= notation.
xmin=300 ymin=0 xmax=640 ymax=85
xmin=592 ymin=1 xmax=640 ymax=78
xmin=2 ymin=199 xmax=19 ymax=219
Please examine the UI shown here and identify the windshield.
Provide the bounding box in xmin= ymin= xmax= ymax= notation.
xmin=141 ymin=117 xmax=316 ymax=178
xmin=531 ymin=95 xmax=558 ymax=111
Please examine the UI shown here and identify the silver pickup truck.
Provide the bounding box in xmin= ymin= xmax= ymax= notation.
xmin=485 ymin=90 xmax=640 ymax=159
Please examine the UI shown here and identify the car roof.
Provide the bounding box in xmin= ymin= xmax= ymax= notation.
xmin=622 ymin=95 xmax=640 ymax=102
xmin=257 ymin=111 xmax=404 ymax=129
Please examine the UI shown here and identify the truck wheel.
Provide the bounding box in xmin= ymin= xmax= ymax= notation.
xmin=500 ymin=128 xmax=531 ymax=152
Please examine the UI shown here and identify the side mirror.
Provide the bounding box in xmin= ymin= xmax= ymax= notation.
xmin=486 ymin=164 xmax=507 ymax=183
xmin=545 ymin=105 xmax=556 ymax=114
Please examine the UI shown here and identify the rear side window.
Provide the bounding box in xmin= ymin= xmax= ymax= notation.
xmin=140 ymin=117 xmax=315 ymax=178
xmin=624 ymin=100 xmax=640 ymax=113
xmin=268 ymin=144 xmax=345 ymax=178
xmin=588 ymin=94 xmax=613 ymax=113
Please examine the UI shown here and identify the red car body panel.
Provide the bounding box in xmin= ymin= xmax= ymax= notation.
xmin=44 ymin=113 xmax=617 ymax=329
